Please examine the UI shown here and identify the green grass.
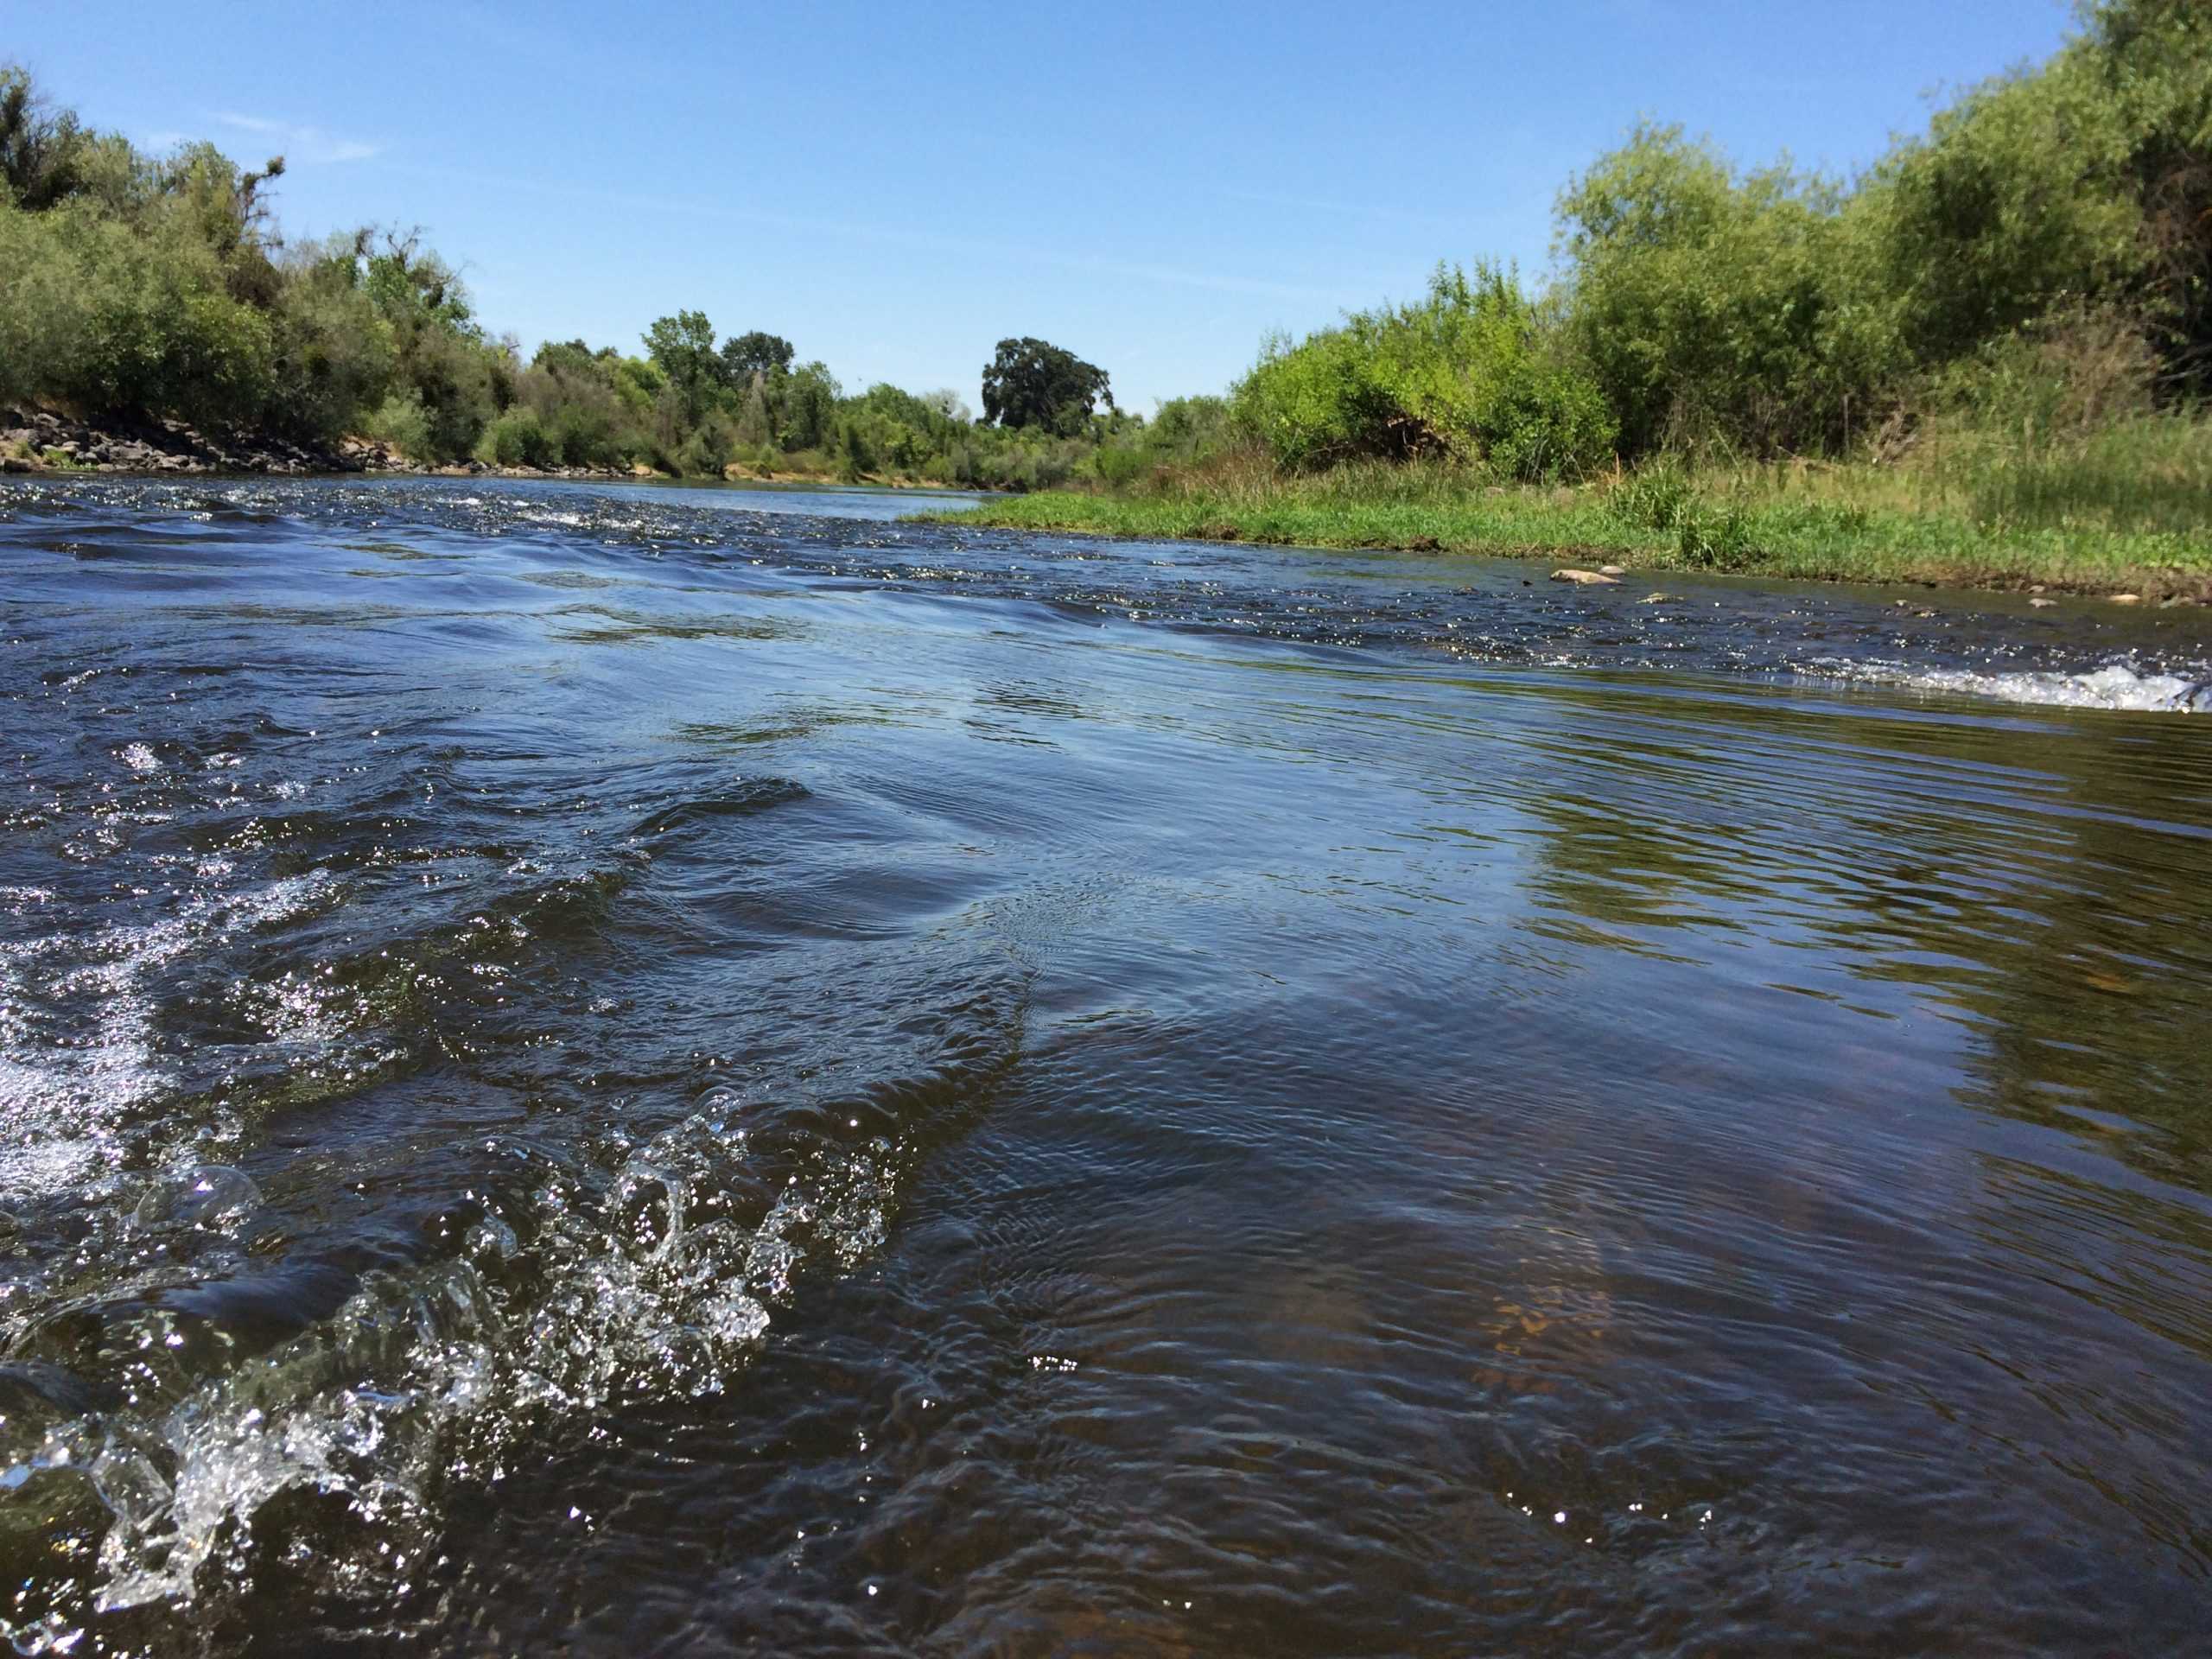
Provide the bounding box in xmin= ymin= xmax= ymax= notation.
xmin=915 ymin=449 xmax=2212 ymax=601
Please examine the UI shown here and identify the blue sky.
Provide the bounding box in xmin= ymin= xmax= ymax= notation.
xmin=14 ymin=1 xmax=2077 ymax=413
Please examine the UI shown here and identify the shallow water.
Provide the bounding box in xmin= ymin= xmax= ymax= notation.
xmin=3 ymin=476 xmax=2210 ymax=1656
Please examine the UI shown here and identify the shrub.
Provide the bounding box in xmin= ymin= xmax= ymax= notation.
xmin=476 ymin=405 xmax=557 ymax=467
xmin=1233 ymin=264 xmax=1614 ymax=480
xmin=1556 ymin=124 xmax=1897 ymax=459
xmin=362 ymin=390 xmax=431 ymax=458
xmin=264 ymin=247 xmax=396 ymax=440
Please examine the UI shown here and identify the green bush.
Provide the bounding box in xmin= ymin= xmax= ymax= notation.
xmin=1233 ymin=264 xmax=1614 ymax=480
xmin=476 ymin=405 xmax=557 ymax=467
xmin=1556 ymin=125 xmax=1897 ymax=459
xmin=362 ymin=390 xmax=432 ymax=459
xmin=264 ymin=245 xmax=396 ymax=440
xmin=0 ymin=197 xmax=276 ymax=427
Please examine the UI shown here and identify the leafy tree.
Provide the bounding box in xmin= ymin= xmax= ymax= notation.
xmin=0 ymin=65 xmax=89 ymax=211
xmin=1554 ymin=124 xmax=1893 ymax=457
xmin=643 ymin=308 xmax=723 ymax=422
xmin=836 ymin=417 xmax=874 ymax=481
xmin=732 ymin=374 xmax=773 ymax=446
xmin=719 ymin=329 xmax=793 ymax=382
xmin=981 ymin=336 xmax=1112 ymax=435
xmin=780 ymin=359 xmax=841 ymax=449
xmin=1851 ymin=61 xmax=2140 ymax=375
xmin=2073 ymin=0 xmax=2212 ymax=391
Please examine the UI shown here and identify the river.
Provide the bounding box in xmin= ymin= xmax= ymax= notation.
xmin=3 ymin=476 xmax=2209 ymax=1655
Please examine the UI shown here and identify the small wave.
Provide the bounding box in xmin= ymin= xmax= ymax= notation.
xmin=1804 ymin=658 xmax=2211 ymax=713
xmin=0 ymin=872 xmax=340 ymax=1203
xmin=0 ymin=1096 xmax=910 ymax=1630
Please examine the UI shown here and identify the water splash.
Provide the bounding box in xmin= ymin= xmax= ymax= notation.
xmin=1802 ymin=658 xmax=2211 ymax=713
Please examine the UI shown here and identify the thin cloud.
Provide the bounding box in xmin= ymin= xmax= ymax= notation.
xmin=213 ymin=111 xmax=380 ymax=164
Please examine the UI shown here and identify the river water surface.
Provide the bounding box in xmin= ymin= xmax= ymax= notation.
xmin=3 ymin=477 xmax=2210 ymax=1656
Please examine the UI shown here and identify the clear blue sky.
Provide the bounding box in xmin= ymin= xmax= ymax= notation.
xmin=13 ymin=1 xmax=2077 ymax=414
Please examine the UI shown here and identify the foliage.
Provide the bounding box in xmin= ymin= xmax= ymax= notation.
xmin=981 ymin=337 xmax=1112 ymax=435
xmin=0 ymin=63 xmax=90 ymax=211
xmin=8 ymin=1 xmax=2206 ymax=522
xmin=642 ymin=308 xmax=722 ymax=423
xmin=720 ymin=330 xmax=793 ymax=381
xmin=1554 ymin=128 xmax=1891 ymax=458
xmin=1234 ymin=263 xmax=1614 ymax=479
xmin=1550 ymin=1 xmax=2212 ymax=460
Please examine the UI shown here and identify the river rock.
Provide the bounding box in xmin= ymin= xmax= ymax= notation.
xmin=1551 ymin=568 xmax=1621 ymax=586
xmin=2110 ymin=593 xmax=2143 ymax=604
xmin=1599 ymin=563 xmax=1627 ymax=576
xmin=2030 ymin=597 xmax=2057 ymax=608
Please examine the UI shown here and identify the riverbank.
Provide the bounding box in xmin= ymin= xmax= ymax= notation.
xmin=0 ymin=406 xmax=638 ymax=481
xmin=0 ymin=406 xmax=975 ymax=490
xmin=918 ymin=465 xmax=2212 ymax=603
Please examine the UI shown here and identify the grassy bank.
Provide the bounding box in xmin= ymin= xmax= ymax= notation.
xmin=918 ymin=448 xmax=2212 ymax=601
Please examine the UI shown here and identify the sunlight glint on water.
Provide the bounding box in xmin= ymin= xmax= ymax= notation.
xmin=1 ymin=476 xmax=2209 ymax=1656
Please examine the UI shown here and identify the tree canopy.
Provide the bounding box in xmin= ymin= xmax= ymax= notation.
xmin=981 ymin=337 xmax=1112 ymax=435
xmin=720 ymin=329 xmax=794 ymax=382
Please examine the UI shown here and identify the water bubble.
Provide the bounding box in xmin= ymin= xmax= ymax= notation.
xmin=612 ymin=1162 xmax=688 ymax=1259
xmin=465 ymin=1216 xmax=518 ymax=1262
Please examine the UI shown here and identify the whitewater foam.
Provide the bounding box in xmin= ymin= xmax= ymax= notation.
xmin=1804 ymin=659 xmax=2211 ymax=713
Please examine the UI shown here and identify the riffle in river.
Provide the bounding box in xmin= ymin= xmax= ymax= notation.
xmin=2 ymin=477 xmax=2209 ymax=1655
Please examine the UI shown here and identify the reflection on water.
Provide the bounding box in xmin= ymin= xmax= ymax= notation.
xmin=0 ymin=475 xmax=2209 ymax=1655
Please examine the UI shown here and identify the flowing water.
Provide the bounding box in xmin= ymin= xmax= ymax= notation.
xmin=3 ymin=476 xmax=2210 ymax=1656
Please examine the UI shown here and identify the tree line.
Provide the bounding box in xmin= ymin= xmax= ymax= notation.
xmin=8 ymin=0 xmax=2201 ymax=503
xmin=0 ymin=67 xmax=1205 ymax=488
xmin=1226 ymin=0 xmax=2209 ymax=489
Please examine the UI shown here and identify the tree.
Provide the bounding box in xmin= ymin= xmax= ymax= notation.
xmin=1555 ymin=124 xmax=1890 ymax=456
xmin=2073 ymin=0 xmax=2212 ymax=391
xmin=643 ymin=308 xmax=723 ymax=421
xmin=779 ymin=359 xmax=841 ymax=450
xmin=732 ymin=374 xmax=772 ymax=446
xmin=720 ymin=329 xmax=793 ymax=382
xmin=836 ymin=417 xmax=874 ymax=481
xmin=0 ymin=65 xmax=90 ymax=211
xmin=981 ymin=336 xmax=1111 ymax=435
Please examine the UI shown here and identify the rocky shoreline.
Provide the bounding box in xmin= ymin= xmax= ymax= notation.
xmin=0 ymin=406 xmax=632 ymax=481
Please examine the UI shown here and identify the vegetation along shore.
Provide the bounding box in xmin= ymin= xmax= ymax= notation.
xmin=6 ymin=0 xmax=2211 ymax=596
xmin=931 ymin=0 xmax=2212 ymax=601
